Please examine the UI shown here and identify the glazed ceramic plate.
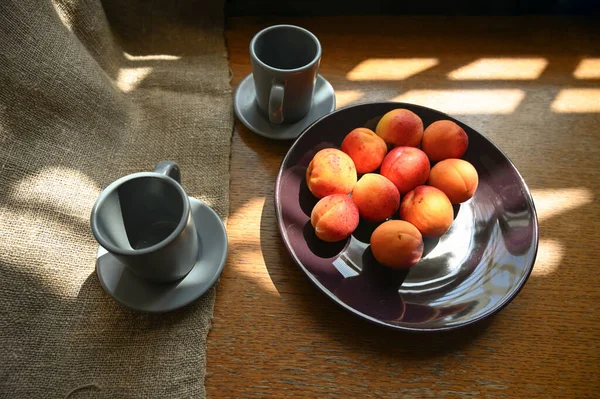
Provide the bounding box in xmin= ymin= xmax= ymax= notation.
xmin=274 ymin=102 xmax=539 ymax=332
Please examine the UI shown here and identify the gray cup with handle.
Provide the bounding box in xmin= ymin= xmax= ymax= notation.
xmin=90 ymin=161 xmax=199 ymax=283
xmin=250 ymin=24 xmax=322 ymax=125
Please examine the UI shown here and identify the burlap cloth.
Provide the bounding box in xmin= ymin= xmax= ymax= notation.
xmin=0 ymin=0 xmax=232 ymax=397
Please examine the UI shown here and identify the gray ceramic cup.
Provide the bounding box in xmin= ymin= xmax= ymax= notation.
xmin=90 ymin=161 xmax=199 ymax=283
xmin=250 ymin=24 xmax=322 ymax=125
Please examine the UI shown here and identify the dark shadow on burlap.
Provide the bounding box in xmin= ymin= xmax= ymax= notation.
xmin=0 ymin=0 xmax=232 ymax=397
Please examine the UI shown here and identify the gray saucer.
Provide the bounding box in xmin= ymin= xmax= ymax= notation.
xmin=96 ymin=198 xmax=228 ymax=313
xmin=234 ymin=74 xmax=336 ymax=140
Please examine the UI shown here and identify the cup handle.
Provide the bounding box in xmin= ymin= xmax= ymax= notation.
xmin=269 ymin=81 xmax=285 ymax=124
xmin=154 ymin=160 xmax=181 ymax=183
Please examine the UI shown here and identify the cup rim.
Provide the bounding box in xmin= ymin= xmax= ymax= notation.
xmin=90 ymin=172 xmax=191 ymax=256
xmin=250 ymin=24 xmax=322 ymax=73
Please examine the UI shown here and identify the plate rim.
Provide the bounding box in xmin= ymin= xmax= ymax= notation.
xmin=273 ymin=101 xmax=540 ymax=333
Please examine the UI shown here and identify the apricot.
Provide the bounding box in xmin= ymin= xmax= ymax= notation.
xmin=375 ymin=108 xmax=424 ymax=148
xmin=380 ymin=146 xmax=430 ymax=195
xmin=428 ymin=158 xmax=479 ymax=204
xmin=310 ymin=194 xmax=359 ymax=242
xmin=306 ymin=148 xmax=357 ymax=199
xmin=340 ymin=128 xmax=388 ymax=174
xmin=400 ymin=186 xmax=453 ymax=238
xmin=370 ymin=220 xmax=424 ymax=269
xmin=351 ymin=173 xmax=400 ymax=222
xmin=422 ymin=120 xmax=468 ymax=162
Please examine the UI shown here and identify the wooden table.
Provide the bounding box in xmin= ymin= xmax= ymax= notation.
xmin=207 ymin=16 xmax=600 ymax=398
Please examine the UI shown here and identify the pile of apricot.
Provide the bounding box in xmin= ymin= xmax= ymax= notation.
xmin=305 ymin=108 xmax=479 ymax=269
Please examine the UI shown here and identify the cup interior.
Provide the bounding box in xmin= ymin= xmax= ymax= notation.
xmin=94 ymin=176 xmax=184 ymax=251
xmin=253 ymin=26 xmax=320 ymax=70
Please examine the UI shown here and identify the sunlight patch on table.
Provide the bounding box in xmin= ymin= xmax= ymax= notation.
xmin=228 ymin=260 xmax=281 ymax=297
xmin=335 ymin=90 xmax=363 ymax=108
xmin=117 ymin=67 xmax=152 ymax=92
xmin=573 ymin=58 xmax=600 ymax=79
xmin=531 ymin=239 xmax=563 ymax=276
xmin=228 ymin=197 xmax=265 ymax=243
xmin=392 ymin=89 xmax=525 ymax=114
xmin=448 ymin=58 xmax=548 ymax=80
xmin=531 ymin=188 xmax=593 ymax=223
xmin=225 ymin=196 xmax=283 ymax=296
xmin=347 ymin=58 xmax=439 ymax=81
xmin=551 ymin=89 xmax=600 ymax=113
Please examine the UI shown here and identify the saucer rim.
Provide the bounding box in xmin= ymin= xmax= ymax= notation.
xmin=233 ymin=73 xmax=336 ymax=141
xmin=95 ymin=197 xmax=228 ymax=313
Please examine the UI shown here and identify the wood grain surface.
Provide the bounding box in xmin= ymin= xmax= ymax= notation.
xmin=206 ymin=16 xmax=600 ymax=398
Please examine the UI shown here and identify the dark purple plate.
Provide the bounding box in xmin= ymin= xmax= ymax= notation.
xmin=274 ymin=102 xmax=539 ymax=332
